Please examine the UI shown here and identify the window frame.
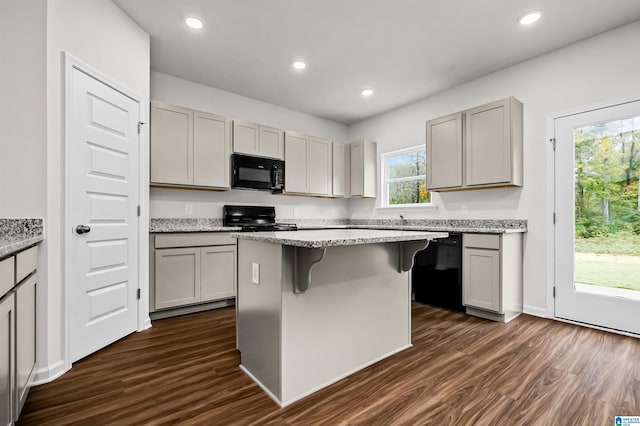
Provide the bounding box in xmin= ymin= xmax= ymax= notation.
xmin=380 ymin=145 xmax=433 ymax=209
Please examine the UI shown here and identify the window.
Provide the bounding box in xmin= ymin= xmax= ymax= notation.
xmin=381 ymin=146 xmax=430 ymax=207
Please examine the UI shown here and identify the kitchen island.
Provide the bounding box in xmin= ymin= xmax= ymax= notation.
xmin=232 ymin=229 xmax=447 ymax=406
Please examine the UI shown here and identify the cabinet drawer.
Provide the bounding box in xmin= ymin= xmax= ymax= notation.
xmin=16 ymin=246 xmax=38 ymax=284
xmin=463 ymin=234 xmax=500 ymax=250
xmin=0 ymin=256 xmax=14 ymax=296
xmin=155 ymin=233 xmax=236 ymax=248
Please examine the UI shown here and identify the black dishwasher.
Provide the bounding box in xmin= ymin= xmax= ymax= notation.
xmin=412 ymin=232 xmax=464 ymax=312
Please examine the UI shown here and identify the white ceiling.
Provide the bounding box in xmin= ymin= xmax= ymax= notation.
xmin=113 ymin=0 xmax=640 ymax=124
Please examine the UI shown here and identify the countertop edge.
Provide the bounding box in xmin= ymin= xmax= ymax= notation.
xmin=0 ymin=235 xmax=44 ymax=259
xmin=231 ymin=230 xmax=449 ymax=248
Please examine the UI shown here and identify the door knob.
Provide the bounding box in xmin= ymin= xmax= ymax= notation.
xmin=75 ymin=225 xmax=91 ymax=235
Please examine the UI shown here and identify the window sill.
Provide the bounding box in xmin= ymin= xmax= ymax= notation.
xmin=376 ymin=204 xmax=438 ymax=211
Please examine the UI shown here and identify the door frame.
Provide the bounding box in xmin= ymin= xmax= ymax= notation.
xmin=63 ymin=52 xmax=150 ymax=372
xmin=547 ymin=93 xmax=640 ymax=333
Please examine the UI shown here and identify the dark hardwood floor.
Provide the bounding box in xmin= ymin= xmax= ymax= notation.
xmin=19 ymin=304 xmax=639 ymax=425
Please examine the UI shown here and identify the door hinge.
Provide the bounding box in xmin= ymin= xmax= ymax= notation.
xmin=137 ymin=205 xmax=141 ymax=217
xmin=137 ymin=288 xmax=141 ymax=299
xmin=550 ymin=137 xmax=556 ymax=151
xmin=553 ymin=212 xmax=556 ymax=224
xmin=553 ymin=287 xmax=556 ymax=298
xmin=138 ymin=121 xmax=146 ymax=134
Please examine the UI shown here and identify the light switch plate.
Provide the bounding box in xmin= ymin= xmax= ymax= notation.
xmin=252 ymin=262 xmax=260 ymax=284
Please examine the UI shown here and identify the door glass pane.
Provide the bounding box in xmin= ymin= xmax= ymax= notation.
xmin=574 ymin=116 xmax=640 ymax=298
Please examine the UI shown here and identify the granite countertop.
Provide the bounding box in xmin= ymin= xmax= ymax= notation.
xmin=150 ymin=218 xmax=240 ymax=233
xmin=0 ymin=218 xmax=44 ymax=259
xmin=231 ymin=229 xmax=449 ymax=249
xmin=150 ymin=218 xmax=527 ymax=234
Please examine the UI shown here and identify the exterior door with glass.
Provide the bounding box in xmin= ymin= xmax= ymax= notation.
xmin=554 ymin=100 xmax=640 ymax=335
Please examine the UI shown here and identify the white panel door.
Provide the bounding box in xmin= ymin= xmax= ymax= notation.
xmin=68 ymin=67 xmax=139 ymax=362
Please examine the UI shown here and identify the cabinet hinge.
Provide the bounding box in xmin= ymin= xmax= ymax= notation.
xmin=553 ymin=212 xmax=556 ymax=224
xmin=553 ymin=287 xmax=556 ymax=298
xmin=137 ymin=288 xmax=141 ymax=299
xmin=137 ymin=205 xmax=141 ymax=217
xmin=138 ymin=121 xmax=146 ymax=135
xmin=550 ymin=138 xmax=556 ymax=151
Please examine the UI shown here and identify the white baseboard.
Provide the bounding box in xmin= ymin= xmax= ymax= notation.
xmin=139 ymin=316 xmax=152 ymax=331
xmin=32 ymin=360 xmax=67 ymax=386
xmin=523 ymin=305 xmax=550 ymax=318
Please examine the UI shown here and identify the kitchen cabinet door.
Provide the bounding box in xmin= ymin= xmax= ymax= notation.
xmin=150 ymin=102 xmax=192 ymax=185
xmin=259 ymin=125 xmax=284 ymax=159
xmin=463 ymin=247 xmax=501 ymax=313
xmin=465 ymin=97 xmax=523 ymax=187
xmin=426 ymin=112 xmax=462 ymax=190
xmin=0 ymin=292 xmax=14 ymax=426
xmin=332 ymin=143 xmax=349 ymax=197
xmin=284 ymin=132 xmax=309 ymax=193
xmin=193 ymin=111 xmax=229 ymax=188
xmin=232 ymin=120 xmax=259 ymax=156
xmin=350 ymin=140 xmax=377 ymax=198
xmin=308 ymin=137 xmax=332 ymax=196
xmin=15 ymin=274 xmax=36 ymax=419
xmin=201 ymin=246 xmax=237 ymax=302
xmin=155 ymin=248 xmax=201 ymax=310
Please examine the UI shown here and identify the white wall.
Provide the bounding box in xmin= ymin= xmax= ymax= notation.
xmin=43 ymin=0 xmax=150 ymax=378
xmin=347 ymin=21 xmax=640 ymax=315
xmin=0 ymin=0 xmax=47 ymax=217
xmin=150 ymin=72 xmax=350 ymax=219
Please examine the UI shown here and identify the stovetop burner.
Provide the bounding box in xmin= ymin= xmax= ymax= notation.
xmin=223 ymin=205 xmax=298 ymax=232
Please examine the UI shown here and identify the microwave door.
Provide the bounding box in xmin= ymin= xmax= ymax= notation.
xmin=235 ymin=163 xmax=272 ymax=190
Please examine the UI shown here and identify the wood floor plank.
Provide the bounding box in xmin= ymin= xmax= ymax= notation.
xmin=18 ymin=304 xmax=640 ymax=425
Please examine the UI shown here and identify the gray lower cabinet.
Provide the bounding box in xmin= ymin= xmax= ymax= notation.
xmin=15 ymin=274 xmax=36 ymax=418
xmin=0 ymin=245 xmax=38 ymax=425
xmin=462 ymin=233 xmax=522 ymax=323
xmin=0 ymin=292 xmax=15 ymax=426
xmin=151 ymin=233 xmax=237 ymax=314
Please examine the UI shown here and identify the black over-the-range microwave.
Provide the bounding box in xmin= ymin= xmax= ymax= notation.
xmin=231 ymin=153 xmax=285 ymax=193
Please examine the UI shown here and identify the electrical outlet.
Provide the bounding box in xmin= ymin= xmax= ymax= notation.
xmin=293 ymin=207 xmax=299 ymax=218
xmin=252 ymin=262 xmax=260 ymax=285
xmin=185 ymin=204 xmax=193 ymax=215
xmin=460 ymin=204 xmax=469 ymax=214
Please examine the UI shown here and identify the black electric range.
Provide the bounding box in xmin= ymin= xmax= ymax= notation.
xmin=223 ymin=205 xmax=297 ymax=232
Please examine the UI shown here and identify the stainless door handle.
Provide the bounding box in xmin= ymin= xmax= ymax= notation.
xmin=75 ymin=225 xmax=91 ymax=235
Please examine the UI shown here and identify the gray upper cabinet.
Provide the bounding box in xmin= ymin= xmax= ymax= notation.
xmin=150 ymin=102 xmax=192 ymax=185
xmin=350 ymin=140 xmax=377 ymax=198
xmin=284 ymin=132 xmax=309 ymax=193
xmin=465 ymin=98 xmax=522 ymax=187
xmin=150 ymin=101 xmax=230 ymax=189
xmin=284 ymin=132 xmax=333 ymax=196
xmin=426 ymin=113 xmax=463 ymax=190
xmin=233 ymin=120 xmax=284 ymax=160
xmin=308 ymin=137 xmax=332 ymax=195
xmin=193 ymin=111 xmax=229 ymax=187
xmin=425 ymin=97 xmax=523 ymax=191
xmin=332 ymin=143 xmax=349 ymax=197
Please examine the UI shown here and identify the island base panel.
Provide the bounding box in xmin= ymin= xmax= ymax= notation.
xmin=237 ymin=239 xmax=412 ymax=406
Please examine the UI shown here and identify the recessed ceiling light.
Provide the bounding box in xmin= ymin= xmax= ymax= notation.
xmin=292 ymin=61 xmax=307 ymax=70
xmin=361 ymin=89 xmax=374 ymax=97
xmin=519 ymin=11 xmax=541 ymax=25
xmin=185 ymin=17 xmax=203 ymax=29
